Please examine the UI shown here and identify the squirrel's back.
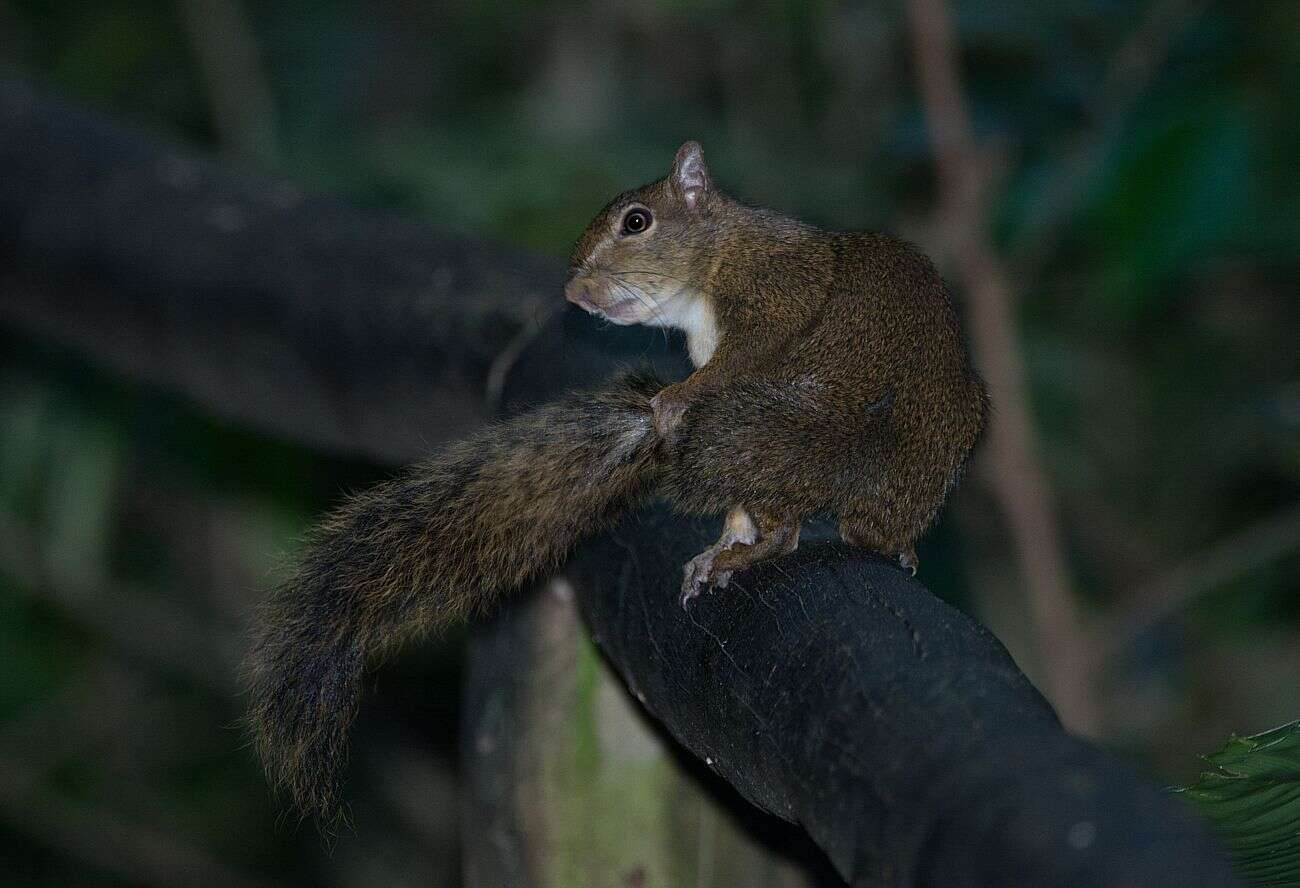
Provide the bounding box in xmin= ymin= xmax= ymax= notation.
xmin=664 ymin=232 xmax=986 ymax=550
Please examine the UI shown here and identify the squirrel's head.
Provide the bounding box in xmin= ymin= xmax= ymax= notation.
xmin=566 ymin=141 xmax=718 ymax=327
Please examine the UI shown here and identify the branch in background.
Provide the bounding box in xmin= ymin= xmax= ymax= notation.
xmin=905 ymin=0 xmax=1100 ymax=735
xmin=176 ymin=0 xmax=280 ymax=162
xmin=1107 ymin=502 xmax=1300 ymax=663
xmin=0 ymin=78 xmax=685 ymax=465
xmin=0 ymin=510 xmax=234 ymax=693
xmin=0 ymin=749 xmax=283 ymax=888
xmin=1009 ymin=0 xmax=1210 ymax=278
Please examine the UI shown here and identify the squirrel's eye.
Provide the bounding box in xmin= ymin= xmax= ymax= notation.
xmin=621 ymin=208 xmax=652 ymax=236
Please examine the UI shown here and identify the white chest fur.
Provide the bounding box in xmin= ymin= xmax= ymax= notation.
xmin=684 ymin=302 xmax=719 ymax=366
xmin=637 ymin=284 xmax=719 ymax=367
xmin=667 ymin=298 xmax=719 ymax=367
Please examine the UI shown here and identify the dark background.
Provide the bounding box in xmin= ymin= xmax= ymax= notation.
xmin=0 ymin=1 xmax=1297 ymax=885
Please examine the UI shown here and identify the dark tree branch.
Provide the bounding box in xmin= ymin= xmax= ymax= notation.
xmin=0 ymin=78 xmax=683 ymax=464
xmin=1107 ymin=502 xmax=1300 ymax=663
xmin=462 ymin=579 xmax=840 ymax=887
xmin=177 ymin=0 xmax=280 ymax=161
xmin=572 ymin=511 xmax=1238 ymax=887
xmin=0 ymin=80 xmax=1240 ymax=886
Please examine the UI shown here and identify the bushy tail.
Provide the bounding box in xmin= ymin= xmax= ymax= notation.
xmin=245 ymin=370 xmax=664 ymax=829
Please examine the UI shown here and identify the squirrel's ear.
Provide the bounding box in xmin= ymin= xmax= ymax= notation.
xmin=671 ymin=141 xmax=712 ymax=211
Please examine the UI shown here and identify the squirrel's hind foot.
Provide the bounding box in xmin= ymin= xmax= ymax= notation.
xmin=839 ymin=521 xmax=918 ymax=575
xmin=897 ymin=548 xmax=918 ymax=575
xmin=681 ymin=550 xmax=733 ymax=606
xmin=680 ymin=507 xmax=801 ymax=607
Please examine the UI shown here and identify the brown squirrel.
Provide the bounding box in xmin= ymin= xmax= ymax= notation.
xmin=246 ymin=141 xmax=987 ymax=828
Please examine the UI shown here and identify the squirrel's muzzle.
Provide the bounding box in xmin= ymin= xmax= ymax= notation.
xmin=564 ymin=274 xmax=592 ymax=309
xmin=564 ymin=269 xmax=650 ymax=326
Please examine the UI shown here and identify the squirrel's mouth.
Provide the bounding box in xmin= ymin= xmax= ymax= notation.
xmin=564 ymin=274 xmax=642 ymax=325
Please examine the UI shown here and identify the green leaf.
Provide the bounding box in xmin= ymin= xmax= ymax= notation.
xmin=1080 ymin=97 xmax=1255 ymax=321
xmin=1176 ymin=721 xmax=1300 ymax=887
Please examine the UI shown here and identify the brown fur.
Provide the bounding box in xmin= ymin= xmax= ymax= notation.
xmin=568 ymin=142 xmax=987 ymax=561
xmin=248 ymin=143 xmax=986 ymax=828
xmin=246 ymin=372 xmax=664 ymax=830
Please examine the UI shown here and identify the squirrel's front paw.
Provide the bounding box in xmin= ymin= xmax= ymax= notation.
xmin=650 ymin=385 xmax=691 ymax=439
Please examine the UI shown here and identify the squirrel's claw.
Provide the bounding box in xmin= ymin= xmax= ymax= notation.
xmin=898 ymin=549 xmax=918 ymax=576
xmin=681 ymin=506 xmax=756 ymax=606
xmin=680 ymin=550 xmax=733 ymax=607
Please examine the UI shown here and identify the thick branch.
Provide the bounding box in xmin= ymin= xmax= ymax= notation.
xmin=0 ymin=78 xmax=681 ymax=464
xmin=572 ymin=510 xmax=1238 ymax=887
xmin=462 ymin=579 xmax=835 ymax=887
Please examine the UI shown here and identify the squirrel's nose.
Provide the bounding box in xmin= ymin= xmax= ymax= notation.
xmin=564 ymin=276 xmax=587 ymax=306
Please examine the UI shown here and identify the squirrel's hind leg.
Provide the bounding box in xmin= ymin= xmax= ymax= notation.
xmin=681 ymin=507 xmax=801 ymax=606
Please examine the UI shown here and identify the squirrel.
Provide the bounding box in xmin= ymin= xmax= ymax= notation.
xmin=246 ymin=141 xmax=987 ymax=829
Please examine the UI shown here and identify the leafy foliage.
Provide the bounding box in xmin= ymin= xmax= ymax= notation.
xmin=1178 ymin=721 xmax=1300 ymax=887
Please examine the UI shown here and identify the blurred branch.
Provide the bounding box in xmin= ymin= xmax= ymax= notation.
xmin=0 ymin=78 xmax=675 ymax=465
xmin=1009 ymin=0 xmax=1210 ymax=277
xmin=176 ymin=0 xmax=279 ymax=161
xmin=905 ymin=0 xmax=1100 ymax=735
xmin=0 ymin=662 xmax=147 ymax=775
xmin=1106 ymin=502 xmax=1300 ymax=662
xmin=484 ymin=301 xmax=565 ymax=410
xmin=0 ymin=747 xmax=281 ymax=888
xmin=463 ymin=577 xmax=829 ymax=887
xmin=0 ymin=509 xmax=234 ymax=693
